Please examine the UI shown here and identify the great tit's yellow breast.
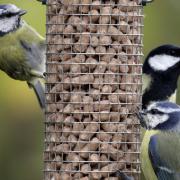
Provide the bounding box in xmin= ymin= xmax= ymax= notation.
xmin=169 ymin=90 xmax=176 ymax=103
xmin=142 ymin=74 xmax=152 ymax=93
xmin=141 ymin=130 xmax=158 ymax=180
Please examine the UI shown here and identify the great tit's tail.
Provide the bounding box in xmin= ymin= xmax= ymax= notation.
xmin=28 ymin=78 xmax=45 ymax=109
xmin=112 ymin=170 xmax=134 ymax=180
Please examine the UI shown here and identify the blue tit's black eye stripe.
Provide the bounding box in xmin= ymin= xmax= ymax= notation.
xmin=149 ymin=109 xmax=164 ymax=115
xmin=5 ymin=13 xmax=13 ymax=17
xmin=150 ymin=109 xmax=158 ymax=114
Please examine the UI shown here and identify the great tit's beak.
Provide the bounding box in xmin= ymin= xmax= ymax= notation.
xmin=19 ymin=10 xmax=27 ymax=16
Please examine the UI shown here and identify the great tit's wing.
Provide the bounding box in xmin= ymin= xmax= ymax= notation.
xmin=149 ymin=134 xmax=180 ymax=180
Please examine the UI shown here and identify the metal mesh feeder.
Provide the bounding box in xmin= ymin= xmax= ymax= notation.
xmin=45 ymin=0 xmax=143 ymax=179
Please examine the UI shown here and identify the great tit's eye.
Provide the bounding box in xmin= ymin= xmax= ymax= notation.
xmin=170 ymin=50 xmax=176 ymax=55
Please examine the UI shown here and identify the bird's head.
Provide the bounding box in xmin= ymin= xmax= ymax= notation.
xmin=142 ymin=45 xmax=180 ymax=109
xmin=0 ymin=4 xmax=26 ymax=36
xmin=138 ymin=101 xmax=180 ymax=131
xmin=143 ymin=44 xmax=180 ymax=76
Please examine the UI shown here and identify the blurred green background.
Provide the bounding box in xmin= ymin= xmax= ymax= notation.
xmin=0 ymin=0 xmax=179 ymax=180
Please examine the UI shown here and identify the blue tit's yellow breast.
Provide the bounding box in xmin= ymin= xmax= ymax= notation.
xmin=0 ymin=26 xmax=27 ymax=76
xmin=141 ymin=130 xmax=158 ymax=180
xmin=0 ymin=22 xmax=44 ymax=80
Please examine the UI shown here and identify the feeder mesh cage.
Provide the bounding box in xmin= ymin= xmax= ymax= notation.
xmin=45 ymin=0 xmax=143 ymax=179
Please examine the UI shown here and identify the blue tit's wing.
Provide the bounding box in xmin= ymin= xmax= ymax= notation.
xmin=20 ymin=39 xmax=45 ymax=76
xmin=149 ymin=133 xmax=180 ymax=180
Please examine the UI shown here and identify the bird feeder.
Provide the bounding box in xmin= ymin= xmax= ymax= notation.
xmin=45 ymin=0 xmax=143 ymax=179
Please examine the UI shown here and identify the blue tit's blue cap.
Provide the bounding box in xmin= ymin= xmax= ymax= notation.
xmin=156 ymin=101 xmax=180 ymax=109
xmin=0 ymin=4 xmax=26 ymax=16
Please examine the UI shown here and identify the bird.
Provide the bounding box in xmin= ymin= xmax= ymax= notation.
xmin=141 ymin=44 xmax=180 ymax=180
xmin=142 ymin=44 xmax=180 ymax=109
xmin=138 ymin=101 xmax=180 ymax=180
xmin=0 ymin=4 xmax=46 ymax=108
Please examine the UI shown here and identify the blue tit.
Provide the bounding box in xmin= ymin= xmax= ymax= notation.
xmin=139 ymin=101 xmax=180 ymax=180
xmin=142 ymin=44 xmax=180 ymax=179
xmin=0 ymin=4 xmax=45 ymax=108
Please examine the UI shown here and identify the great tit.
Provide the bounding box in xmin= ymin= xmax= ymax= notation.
xmin=0 ymin=4 xmax=45 ymax=108
xmin=143 ymin=44 xmax=180 ymax=108
xmin=139 ymin=101 xmax=180 ymax=180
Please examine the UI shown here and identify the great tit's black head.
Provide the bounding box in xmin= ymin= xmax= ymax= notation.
xmin=143 ymin=44 xmax=180 ymax=75
xmin=142 ymin=45 xmax=180 ymax=109
xmin=0 ymin=4 xmax=26 ymax=36
xmin=139 ymin=101 xmax=180 ymax=131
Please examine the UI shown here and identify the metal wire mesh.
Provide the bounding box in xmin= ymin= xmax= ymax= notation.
xmin=45 ymin=0 xmax=143 ymax=179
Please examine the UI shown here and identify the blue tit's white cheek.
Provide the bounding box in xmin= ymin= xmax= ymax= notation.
xmin=148 ymin=55 xmax=180 ymax=71
xmin=0 ymin=16 xmax=18 ymax=33
xmin=146 ymin=114 xmax=169 ymax=129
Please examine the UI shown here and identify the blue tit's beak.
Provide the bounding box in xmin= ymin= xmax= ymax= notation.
xmin=19 ymin=10 xmax=27 ymax=16
xmin=136 ymin=110 xmax=148 ymax=129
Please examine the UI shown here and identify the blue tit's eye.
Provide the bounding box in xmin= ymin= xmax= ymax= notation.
xmin=6 ymin=13 xmax=13 ymax=17
xmin=150 ymin=109 xmax=159 ymax=114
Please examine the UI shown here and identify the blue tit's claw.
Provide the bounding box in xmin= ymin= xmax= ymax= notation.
xmin=115 ymin=170 xmax=134 ymax=180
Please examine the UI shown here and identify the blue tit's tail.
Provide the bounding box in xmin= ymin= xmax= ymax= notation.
xmin=28 ymin=78 xmax=45 ymax=109
xmin=114 ymin=170 xmax=134 ymax=180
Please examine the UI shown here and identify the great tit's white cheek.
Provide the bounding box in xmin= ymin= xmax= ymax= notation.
xmin=148 ymin=55 xmax=180 ymax=71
